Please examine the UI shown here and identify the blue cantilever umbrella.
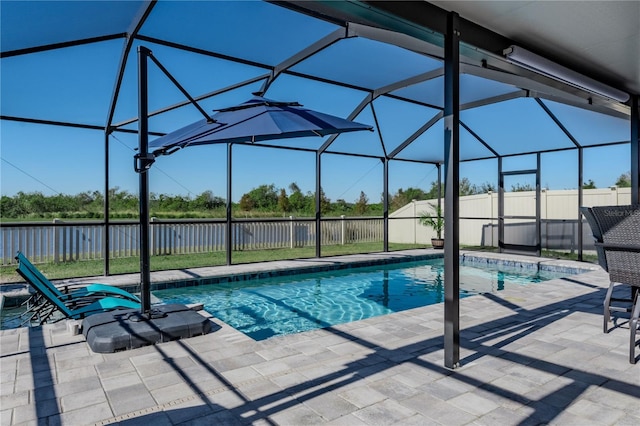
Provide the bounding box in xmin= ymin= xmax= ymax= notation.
xmin=149 ymin=96 xmax=373 ymax=157
xmin=137 ymin=96 xmax=372 ymax=317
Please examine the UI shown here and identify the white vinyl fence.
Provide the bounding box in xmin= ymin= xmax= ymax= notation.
xmin=390 ymin=186 xmax=631 ymax=247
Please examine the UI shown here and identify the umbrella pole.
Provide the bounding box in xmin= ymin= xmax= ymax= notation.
xmin=137 ymin=46 xmax=152 ymax=317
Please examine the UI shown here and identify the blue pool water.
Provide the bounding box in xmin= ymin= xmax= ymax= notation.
xmin=154 ymin=258 xmax=572 ymax=341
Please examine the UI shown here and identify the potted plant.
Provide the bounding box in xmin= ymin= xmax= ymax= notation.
xmin=419 ymin=204 xmax=444 ymax=249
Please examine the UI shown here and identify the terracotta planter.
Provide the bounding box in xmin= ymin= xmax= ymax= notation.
xmin=431 ymin=238 xmax=445 ymax=249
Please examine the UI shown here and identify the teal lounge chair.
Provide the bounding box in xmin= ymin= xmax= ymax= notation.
xmin=16 ymin=253 xmax=140 ymax=322
xmin=15 ymin=252 xmax=139 ymax=303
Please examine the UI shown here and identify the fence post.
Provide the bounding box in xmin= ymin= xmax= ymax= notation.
xmin=341 ymin=215 xmax=346 ymax=245
xmin=487 ymin=192 xmax=493 ymax=247
xmin=542 ymin=188 xmax=548 ymax=250
xmin=53 ymin=218 xmax=60 ymax=263
xmin=150 ymin=217 xmax=156 ymax=256
xmin=289 ymin=216 xmax=294 ymax=248
xmin=412 ymin=200 xmax=417 ymax=244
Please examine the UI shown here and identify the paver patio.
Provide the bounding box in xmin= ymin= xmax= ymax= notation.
xmin=1 ymin=250 xmax=638 ymax=425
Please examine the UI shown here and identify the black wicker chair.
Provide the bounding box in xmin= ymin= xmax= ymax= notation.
xmin=580 ymin=206 xmax=608 ymax=272
xmin=588 ymin=205 xmax=640 ymax=364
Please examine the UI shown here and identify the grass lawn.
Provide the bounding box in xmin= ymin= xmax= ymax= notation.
xmin=1 ymin=243 xmax=598 ymax=284
xmin=0 ymin=242 xmax=427 ymax=283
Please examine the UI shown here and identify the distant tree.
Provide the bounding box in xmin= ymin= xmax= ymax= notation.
xmin=0 ymin=194 xmax=27 ymax=217
xmin=109 ymin=187 xmax=138 ymax=211
xmin=242 ymin=184 xmax=278 ymax=210
xmin=288 ymin=182 xmax=306 ymax=212
xmin=459 ymin=177 xmax=477 ymax=196
xmin=475 ymin=182 xmax=496 ymax=193
xmin=157 ymin=194 xmax=190 ymax=211
xmin=319 ymin=188 xmax=331 ymax=215
xmin=582 ymin=179 xmax=597 ymax=189
xmin=354 ymin=191 xmax=369 ymax=215
xmin=425 ymin=181 xmax=441 ymax=199
xmin=334 ymin=199 xmax=350 ymax=213
xmin=511 ymin=183 xmax=535 ymax=192
xmin=615 ymin=172 xmax=631 ymax=187
xmin=23 ymin=191 xmax=47 ymax=214
xmin=389 ymin=178 xmax=492 ymax=209
xmin=301 ymin=188 xmax=331 ymax=215
xmin=277 ymin=188 xmax=290 ymax=214
xmin=289 ymin=182 xmax=301 ymax=193
xmin=390 ymin=187 xmax=430 ymax=211
xmin=193 ymin=190 xmax=225 ymax=210
xmin=239 ymin=193 xmax=255 ymax=211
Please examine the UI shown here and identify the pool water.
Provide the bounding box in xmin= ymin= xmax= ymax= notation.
xmin=154 ymin=258 xmax=571 ymax=341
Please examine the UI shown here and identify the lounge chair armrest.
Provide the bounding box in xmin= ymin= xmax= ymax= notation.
xmin=595 ymin=242 xmax=640 ymax=252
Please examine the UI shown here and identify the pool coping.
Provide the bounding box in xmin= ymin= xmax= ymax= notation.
xmin=147 ymin=251 xmax=598 ymax=293
xmin=0 ymin=249 xmax=600 ymax=310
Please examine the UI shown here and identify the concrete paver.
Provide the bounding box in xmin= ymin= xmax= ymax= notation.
xmin=0 ymin=250 xmax=638 ymax=425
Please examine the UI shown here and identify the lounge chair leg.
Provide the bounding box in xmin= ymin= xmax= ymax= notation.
xmin=630 ymin=292 xmax=640 ymax=364
xmin=604 ymin=281 xmax=615 ymax=333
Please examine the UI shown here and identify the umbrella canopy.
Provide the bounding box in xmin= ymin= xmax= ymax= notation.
xmin=136 ymin=95 xmax=372 ymax=318
xmin=149 ymin=96 xmax=373 ymax=156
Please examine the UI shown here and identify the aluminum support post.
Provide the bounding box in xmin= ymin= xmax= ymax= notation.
xmin=578 ymin=148 xmax=584 ymax=261
xmin=498 ymin=157 xmax=504 ymax=253
xmin=226 ymin=143 xmax=233 ymax=266
xmin=103 ymin=131 xmax=110 ymax=276
xmin=536 ymin=153 xmax=541 ymax=256
xmin=383 ymin=157 xmax=389 ymax=252
xmin=137 ymin=46 xmax=152 ymax=316
xmin=443 ymin=11 xmax=461 ymax=369
xmin=632 ymin=95 xmax=639 ymax=205
xmin=437 ymin=163 xmax=442 ymax=210
xmin=632 ymin=95 xmax=639 ymax=301
xmin=315 ymin=151 xmax=322 ymax=258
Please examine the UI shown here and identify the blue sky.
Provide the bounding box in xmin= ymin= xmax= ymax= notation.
xmin=0 ymin=1 xmax=633 ymax=203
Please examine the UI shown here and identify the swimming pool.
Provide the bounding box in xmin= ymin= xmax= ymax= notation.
xmin=154 ymin=258 xmax=573 ymax=341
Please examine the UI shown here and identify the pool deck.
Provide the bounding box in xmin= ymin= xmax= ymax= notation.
xmin=1 ymin=250 xmax=638 ymax=425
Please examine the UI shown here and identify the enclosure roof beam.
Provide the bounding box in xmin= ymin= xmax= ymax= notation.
xmin=257 ymin=27 xmax=351 ymax=96
xmin=347 ymin=22 xmax=444 ymax=59
xmin=0 ymin=115 xmax=165 ymax=136
xmin=136 ymin=35 xmax=443 ymax=113
xmin=461 ymin=63 xmax=630 ymax=119
xmin=370 ymin=102 xmax=387 ymax=158
xmin=0 ymin=33 xmax=126 ymax=58
xmin=373 ymin=67 xmax=444 ymax=99
xmin=459 ymin=121 xmax=500 ymax=157
xmin=319 ymin=93 xmax=374 ymax=154
xmin=388 ymin=111 xmax=444 ymax=159
xmin=459 ymin=90 xmax=527 ymax=111
xmin=535 ymin=99 xmax=582 ymax=148
xmin=320 ymin=68 xmax=446 ymax=154
xmin=106 ymin=0 xmax=157 ymax=131
xmin=527 ymin=90 xmax=630 ymax=121
xmin=111 ymin=74 xmax=270 ymax=129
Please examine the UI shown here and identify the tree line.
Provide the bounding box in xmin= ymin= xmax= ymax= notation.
xmin=2 ymin=173 xmax=628 ymax=220
xmin=583 ymin=172 xmax=631 ymax=189
xmin=1 ymin=185 xmax=381 ymax=220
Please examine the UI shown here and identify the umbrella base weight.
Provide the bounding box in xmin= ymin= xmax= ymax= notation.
xmin=82 ymin=304 xmax=214 ymax=353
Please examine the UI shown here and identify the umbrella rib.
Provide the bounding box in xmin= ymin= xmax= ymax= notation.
xmin=178 ymin=111 xmax=269 ymax=145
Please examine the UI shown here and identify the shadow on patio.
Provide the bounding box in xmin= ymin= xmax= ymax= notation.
xmin=69 ymin=273 xmax=639 ymax=425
